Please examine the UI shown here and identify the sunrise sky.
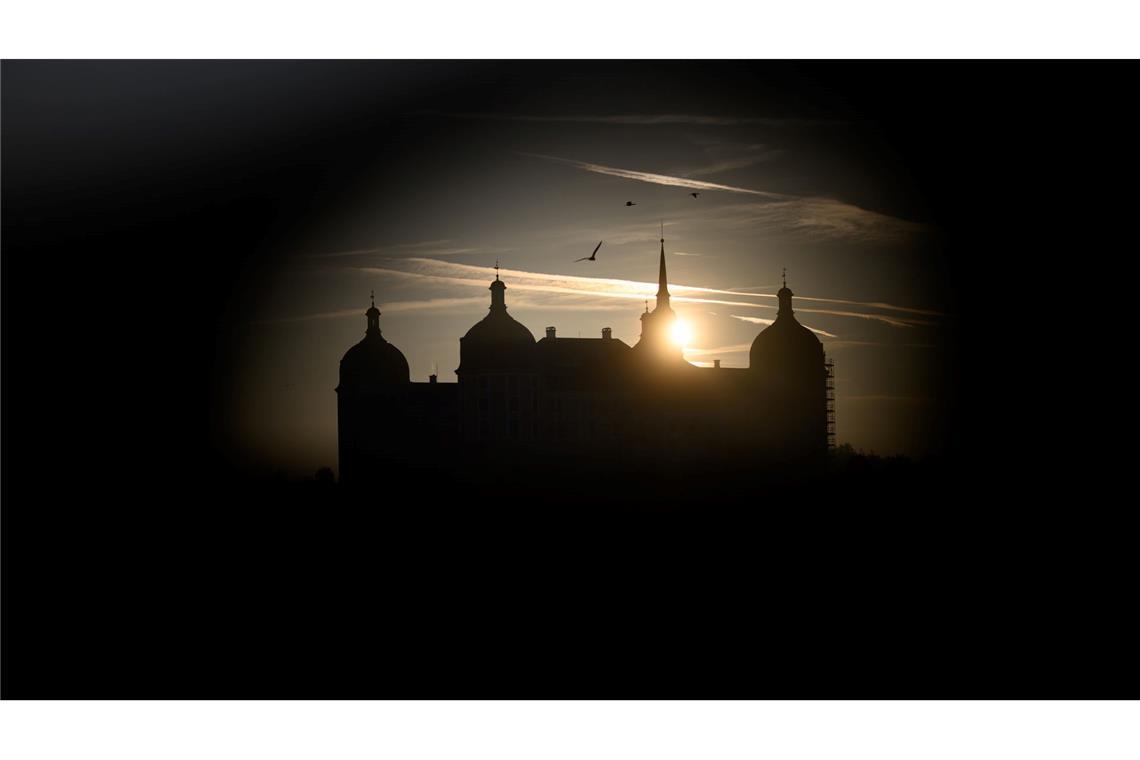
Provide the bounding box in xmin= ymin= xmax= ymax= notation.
xmin=206 ymin=69 xmax=956 ymax=475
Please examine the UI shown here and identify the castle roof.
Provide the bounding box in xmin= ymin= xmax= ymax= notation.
xmin=339 ymin=293 xmax=410 ymax=387
xmin=749 ymin=278 xmax=822 ymax=370
xmin=461 ymin=272 xmax=535 ymax=347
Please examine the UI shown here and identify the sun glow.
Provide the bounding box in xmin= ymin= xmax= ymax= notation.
xmin=670 ymin=319 xmax=693 ymax=347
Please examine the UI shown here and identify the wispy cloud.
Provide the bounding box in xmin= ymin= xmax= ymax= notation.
xmin=731 ymin=308 xmax=925 ymax=330
xmin=520 ymin=153 xmax=924 ymax=243
xmin=252 ymin=297 xmax=489 ymax=325
xmin=253 ymin=293 xmax=626 ymax=327
xmin=671 ymin=251 xmax=708 ymax=257
xmin=820 ymin=339 xmax=890 ymax=349
xmin=671 ymin=144 xmax=787 ymax=177
xmin=338 ymin=257 xmax=929 ymax=332
xmin=290 ymin=254 xmax=943 ymax=331
xmin=684 ymin=343 xmax=753 ymax=357
xmin=520 ymin=152 xmax=792 ymax=199
xmin=302 ymin=240 xmax=510 ymax=259
xmin=796 ymin=309 xmax=934 ymax=328
xmin=728 ymin=315 xmax=838 ymax=338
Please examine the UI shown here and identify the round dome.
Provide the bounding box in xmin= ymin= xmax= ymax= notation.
xmin=749 ymin=315 xmax=822 ymax=368
xmin=463 ymin=310 xmax=536 ymax=345
xmin=456 ymin=277 xmax=536 ymax=375
xmin=749 ymin=287 xmax=822 ymax=370
xmin=340 ymin=331 xmax=410 ymax=386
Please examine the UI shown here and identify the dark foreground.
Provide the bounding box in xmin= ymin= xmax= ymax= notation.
xmin=5 ymin=448 xmax=1134 ymax=699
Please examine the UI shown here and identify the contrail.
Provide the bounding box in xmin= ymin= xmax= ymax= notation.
xmin=728 ymin=315 xmax=838 ymax=337
xmin=397 ymin=258 xmax=944 ymax=324
xmin=518 ymin=152 xmax=793 ymax=199
xmin=518 ymin=153 xmax=923 ymax=244
xmin=344 ymin=259 xmax=935 ymax=329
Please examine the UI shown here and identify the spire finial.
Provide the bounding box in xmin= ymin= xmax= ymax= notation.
xmin=782 ymin=268 xmax=787 ymax=288
xmin=365 ymin=289 xmax=381 ymax=333
xmin=494 ymin=259 xmax=500 ymax=281
xmin=660 ymin=219 xmax=664 ymax=242
xmin=645 ymin=299 xmax=649 ymax=314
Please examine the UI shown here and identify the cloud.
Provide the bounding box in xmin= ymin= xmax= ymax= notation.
xmin=330 ymin=258 xmax=945 ymax=331
xmin=520 ymin=153 xmax=924 ymax=243
xmin=251 ymin=297 xmax=489 ymax=325
xmin=671 ymin=251 xmax=707 ymax=257
xmin=353 ymin=262 xmax=772 ymax=312
xmin=670 ymin=144 xmax=787 ymax=177
xmin=731 ymin=308 xmax=926 ymax=330
xmin=520 ymin=152 xmax=792 ymax=198
xmin=253 ymin=293 xmax=627 ymax=327
xmin=794 ymin=308 xmax=933 ymax=328
xmin=728 ymin=315 xmax=838 ymax=338
xmin=276 ymin=256 xmax=941 ymax=330
xmin=819 ymin=339 xmax=890 ymax=349
xmin=683 ymin=343 xmax=753 ymax=357
xmin=302 ymin=240 xmax=510 ymax=259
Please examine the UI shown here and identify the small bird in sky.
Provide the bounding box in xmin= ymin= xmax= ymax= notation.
xmin=575 ymin=240 xmax=603 ymax=262
xmin=690 ymin=192 xmax=700 ymax=198
xmin=625 ymin=201 xmax=637 ymax=206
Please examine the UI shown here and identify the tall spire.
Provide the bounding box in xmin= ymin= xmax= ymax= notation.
xmin=656 ymin=220 xmax=670 ymax=308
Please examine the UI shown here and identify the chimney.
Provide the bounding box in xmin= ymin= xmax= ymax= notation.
xmin=545 ymin=326 xmax=556 ymax=339
xmin=713 ymin=359 xmax=721 ymax=369
xmin=429 ymin=374 xmax=438 ymax=384
xmin=602 ymin=327 xmax=612 ymax=340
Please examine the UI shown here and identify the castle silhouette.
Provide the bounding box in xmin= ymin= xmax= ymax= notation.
xmin=336 ymin=234 xmax=832 ymax=492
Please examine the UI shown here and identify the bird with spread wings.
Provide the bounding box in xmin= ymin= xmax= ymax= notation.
xmin=575 ymin=240 xmax=603 ymax=262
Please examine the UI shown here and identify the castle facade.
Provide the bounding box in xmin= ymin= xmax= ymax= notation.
xmin=336 ymin=237 xmax=830 ymax=490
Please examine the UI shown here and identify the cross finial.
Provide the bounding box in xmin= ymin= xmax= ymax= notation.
xmin=494 ymin=259 xmax=500 ymax=281
xmin=782 ymin=268 xmax=787 ymax=288
xmin=645 ymin=299 xmax=649 ymax=313
xmin=370 ymin=289 xmax=375 ymax=308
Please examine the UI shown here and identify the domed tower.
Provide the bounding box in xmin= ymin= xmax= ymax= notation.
xmin=339 ymin=292 xmax=410 ymax=388
xmin=336 ymin=292 xmax=410 ymax=486
xmin=749 ymin=271 xmax=828 ymax=457
xmin=456 ymin=264 xmax=538 ymax=443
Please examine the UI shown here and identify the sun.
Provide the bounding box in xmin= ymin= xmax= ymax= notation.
xmin=670 ymin=319 xmax=693 ymax=347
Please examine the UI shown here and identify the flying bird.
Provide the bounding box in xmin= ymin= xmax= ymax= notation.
xmin=575 ymin=240 xmax=603 ymax=262
xmin=690 ymin=192 xmax=700 ymax=198
xmin=625 ymin=201 xmax=637 ymax=206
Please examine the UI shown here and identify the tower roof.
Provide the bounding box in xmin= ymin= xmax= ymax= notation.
xmin=339 ymin=292 xmax=410 ymax=387
xmin=461 ymin=271 xmax=535 ymax=346
xmin=749 ymin=273 xmax=822 ymax=368
xmin=656 ymin=222 xmax=671 ymax=307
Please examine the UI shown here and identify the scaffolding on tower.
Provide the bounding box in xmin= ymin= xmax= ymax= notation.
xmin=825 ymin=356 xmax=837 ymax=449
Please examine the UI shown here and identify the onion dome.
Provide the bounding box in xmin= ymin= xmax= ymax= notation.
xmin=749 ymin=272 xmax=823 ymax=370
xmin=457 ymin=265 xmax=535 ymax=374
xmin=338 ymin=292 xmax=410 ymax=388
